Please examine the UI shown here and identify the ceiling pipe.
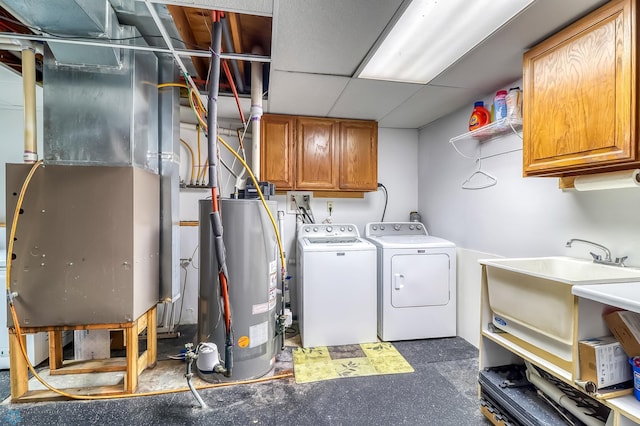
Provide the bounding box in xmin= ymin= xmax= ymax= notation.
xmin=0 ymin=32 xmax=270 ymax=62
xmin=220 ymin=18 xmax=245 ymax=93
xmin=250 ymin=45 xmax=264 ymax=179
xmin=22 ymin=47 xmax=37 ymax=163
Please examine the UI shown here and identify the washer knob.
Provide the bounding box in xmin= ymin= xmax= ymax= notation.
xmin=380 ymin=225 xmax=385 ymax=230
xmin=371 ymin=225 xmax=377 ymax=231
xmin=409 ymin=225 xmax=415 ymax=230
xmin=347 ymin=226 xmax=353 ymax=232
xmin=304 ymin=227 xmax=310 ymax=232
xmin=416 ymin=225 xmax=423 ymax=230
xmin=326 ymin=226 xmax=333 ymax=233
xmin=394 ymin=224 xmax=401 ymax=231
xmin=313 ymin=227 xmax=319 ymax=232
xmin=340 ymin=226 xmax=345 ymax=231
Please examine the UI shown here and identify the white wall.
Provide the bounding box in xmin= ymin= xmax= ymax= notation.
xmin=176 ymin=126 xmax=419 ymax=324
xmin=418 ymin=80 xmax=640 ymax=346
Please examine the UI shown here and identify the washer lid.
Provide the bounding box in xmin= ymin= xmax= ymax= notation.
xmin=366 ymin=234 xmax=455 ymax=249
xmin=300 ymin=236 xmax=375 ymax=251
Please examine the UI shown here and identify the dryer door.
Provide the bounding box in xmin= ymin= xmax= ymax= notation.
xmin=391 ymin=253 xmax=450 ymax=307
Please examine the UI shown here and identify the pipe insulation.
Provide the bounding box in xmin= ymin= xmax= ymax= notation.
xmin=207 ymin=23 xmax=222 ymax=189
xmin=206 ymin=15 xmax=233 ymax=377
xmin=22 ymin=47 xmax=37 ymax=163
xmin=250 ymin=46 xmax=264 ymax=178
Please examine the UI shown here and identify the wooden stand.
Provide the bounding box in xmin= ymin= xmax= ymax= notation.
xmin=9 ymin=306 xmax=157 ymax=403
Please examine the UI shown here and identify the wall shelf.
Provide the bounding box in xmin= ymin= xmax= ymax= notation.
xmin=450 ymin=117 xmax=522 ymax=144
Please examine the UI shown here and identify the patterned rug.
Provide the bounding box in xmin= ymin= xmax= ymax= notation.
xmin=292 ymin=342 xmax=414 ymax=384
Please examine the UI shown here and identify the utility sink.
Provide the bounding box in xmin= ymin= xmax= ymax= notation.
xmin=479 ymin=256 xmax=640 ymax=362
xmin=481 ymin=256 xmax=640 ymax=285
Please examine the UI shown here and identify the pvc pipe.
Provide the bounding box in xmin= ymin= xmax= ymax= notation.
xmin=524 ymin=362 xmax=604 ymax=426
xmin=250 ymin=46 xmax=264 ymax=179
xmin=22 ymin=47 xmax=37 ymax=163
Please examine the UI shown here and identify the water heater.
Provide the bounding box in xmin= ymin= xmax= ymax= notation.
xmin=197 ymin=198 xmax=279 ymax=381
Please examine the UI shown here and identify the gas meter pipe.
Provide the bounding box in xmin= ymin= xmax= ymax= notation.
xmin=207 ymin=11 xmax=233 ymax=377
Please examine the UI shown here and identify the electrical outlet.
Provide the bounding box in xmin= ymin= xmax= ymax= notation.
xmin=327 ymin=201 xmax=334 ymax=212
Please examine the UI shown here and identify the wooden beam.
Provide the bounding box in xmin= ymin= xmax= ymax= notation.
xmin=9 ymin=332 xmax=28 ymax=400
xmin=49 ymin=331 xmax=64 ymax=370
xmin=146 ymin=306 xmax=158 ymax=369
xmin=166 ymin=5 xmax=209 ymax=82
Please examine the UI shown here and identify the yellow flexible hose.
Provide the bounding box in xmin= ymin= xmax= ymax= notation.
xmin=196 ymin=125 xmax=205 ymax=183
xmin=180 ymin=138 xmax=196 ymax=184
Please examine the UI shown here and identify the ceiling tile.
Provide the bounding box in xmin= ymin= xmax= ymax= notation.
xmin=271 ymin=0 xmax=402 ymax=76
xmin=379 ymin=85 xmax=481 ymax=129
xmin=329 ymin=78 xmax=422 ymax=121
xmin=267 ymin=70 xmax=349 ymax=116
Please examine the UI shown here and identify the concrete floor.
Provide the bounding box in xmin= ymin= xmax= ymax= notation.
xmin=0 ymin=327 xmax=490 ymax=425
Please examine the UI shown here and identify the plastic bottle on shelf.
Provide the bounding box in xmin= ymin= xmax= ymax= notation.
xmin=494 ymin=90 xmax=508 ymax=123
xmin=468 ymin=101 xmax=491 ymax=132
xmin=506 ymin=87 xmax=522 ymax=123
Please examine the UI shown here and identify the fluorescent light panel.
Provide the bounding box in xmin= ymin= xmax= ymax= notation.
xmin=358 ymin=0 xmax=534 ymax=84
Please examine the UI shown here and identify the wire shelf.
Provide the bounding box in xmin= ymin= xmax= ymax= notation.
xmin=450 ymin=117 xmax=522 ymax=144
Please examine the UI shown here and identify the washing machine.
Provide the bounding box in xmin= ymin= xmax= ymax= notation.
xmin=297 ymin=223 xmax=377 ymax=348
xmin=365 ymin=222 xmax=456 ymax=341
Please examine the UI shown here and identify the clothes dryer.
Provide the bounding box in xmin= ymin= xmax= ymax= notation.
xmin=365 ymin=222 xmax=456 ymax=341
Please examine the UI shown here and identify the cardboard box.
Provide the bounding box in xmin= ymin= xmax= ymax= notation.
xmin=579 ymin=336 xmax=632 ymax=388
xmin=604 ymin=310 xmax=640 ymax=357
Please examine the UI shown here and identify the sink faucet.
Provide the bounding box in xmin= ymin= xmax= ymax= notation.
xmin=565 ymin=238 xmax=627 ymax=267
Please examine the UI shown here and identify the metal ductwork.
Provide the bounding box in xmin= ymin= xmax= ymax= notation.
xmin=2 ymin=0 xmax=124 ymax=66
xmin=3 ymin=0 xmax=184 ymax=302
xmin=42 ymin=36 xmax=159 ymax=169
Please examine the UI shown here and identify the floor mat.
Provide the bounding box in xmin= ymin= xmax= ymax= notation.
xmin=293 ymin=342 xmax=414 ymax=384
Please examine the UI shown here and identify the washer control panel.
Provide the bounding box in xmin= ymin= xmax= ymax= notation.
xmin=298 ymin=223 xmax=360 ymax=238
xmin=365 ymin=222 xmax=428 ymax=237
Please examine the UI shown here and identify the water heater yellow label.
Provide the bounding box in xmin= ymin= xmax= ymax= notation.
xmin=237 ymin=336 xmax=250 ymax=348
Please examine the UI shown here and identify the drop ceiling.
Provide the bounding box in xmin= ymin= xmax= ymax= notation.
xmin=0 ymin=0 xmax=610 ymax=129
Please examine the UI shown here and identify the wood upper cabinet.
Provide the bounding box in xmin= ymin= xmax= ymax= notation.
xmin=260 ymin=114 xmax=295 ymax=190
xmin=296 ymin=117 xmax=339 ymax=190
xmin=339 ymin=119 xmax=378 ymax=191
xmin=523 ymin=0 xmax=638 ymax=176
xmin=260 ymin=114 xmax=378 ymax=192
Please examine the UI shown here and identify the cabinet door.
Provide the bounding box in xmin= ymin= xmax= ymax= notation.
xmin=260 ymin=114 xmax=295 ymax=190
xmin=339 ymin=120 xmax=378 ymax=191
xmin=296 ymin=117 xmax=339 ymax=190
xmin=523 ymin=0 xmax=637 ymax=176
